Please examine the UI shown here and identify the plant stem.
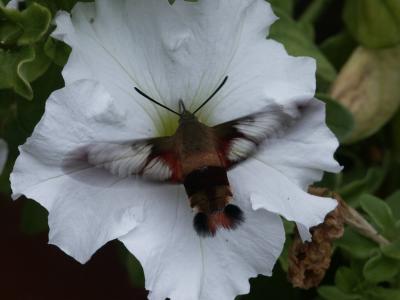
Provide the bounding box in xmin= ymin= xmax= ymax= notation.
xmin=340 ymin=200 xmax=390 ymax=246
xmin=308 ymin=187 xmax=390 ymax=246
xmin=299 ymin=0 xmax=333 ymax=24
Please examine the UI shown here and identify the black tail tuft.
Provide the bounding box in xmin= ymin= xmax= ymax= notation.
xmin=223 ymin=204 xmax=245 ymax=228
xmin=193 ymin=205 xmax=245 ymax=237
xmin=193 ymin=212 xmax=214 ymax=237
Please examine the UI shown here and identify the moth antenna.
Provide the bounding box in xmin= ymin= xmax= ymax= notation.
xmin=193 ymin=76 xmax=229 ymax=114
xmin=179 ymin=100 xmax=187 ymax=113
xmin=134 ymin=87 xmax=180 ymax=116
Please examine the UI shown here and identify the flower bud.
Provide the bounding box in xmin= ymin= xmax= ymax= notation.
xmin=330 ymin=46 xmax=400 ymax=143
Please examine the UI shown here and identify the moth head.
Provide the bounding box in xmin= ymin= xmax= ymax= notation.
xmin=134 ymin=76 xmax=228 ymax=121
xmin=178 ymin=100 xmax=197 ymax=122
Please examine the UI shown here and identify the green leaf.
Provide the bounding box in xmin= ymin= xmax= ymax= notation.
xmin=267 ymin=0 xmax=294 ymax=16
xmin=316 ymin=93 xmax=354 ymax=142
xmin=0 ymin=46 xmax=35 ymax=99
xmin=125 ymin=252 xmax=145 ymax=288
xmin=335 ymin=228 xmax=378 ymax=259
xmin=268 ymin=9 xmax=337 ymax=83
xmin=359 ymin=194 xmax=397 ymax=238
xmin=17 ymin=63 xmax=64 ymax=132
xmin=363 ymin=253 xmax=399 ymax=283
xmin=0 ymin=2 xmax=51 ymax=45
xmin=278 ymin=234 xmax=292 ymax=272
xmin=0 ymin=42 xmax=52 ymax=100
xmin=44 ymin=37 xmax=71 ymax=66
xmin=387 ymin=190 xmax=400 ymax=219
xmin=339 ymin=165 xmax=388 ymax=205
xmin=381 ymin=239 xmax=400 ymax=260
xmin=20 ymin=198 xmax=48 ymax=235
xmin=297 ymin=21 xmax=315 ymax=41
xmin=318 ymin=286 xmax=362 ymax=300
xmin=320 ymin=31 xmax=357 ymax=70
xmin=392 ymin=111 xmax=400 ymax=163
xmin=343 ymin=0 xmax=400 ymax=48
xmin=21 ymin=42 xmax=52 ymax=81
xmin=365 ymin=287 xmax=400 ymax=300
xmin=335 ymin=267 xmax=361 ymax=293
xmin=0 ymin=21 xmax=23 ymax=45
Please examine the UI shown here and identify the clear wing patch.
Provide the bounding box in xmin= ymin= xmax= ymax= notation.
xmin=214 ymin=103 xmax=297 ymax=168
xmin=86 ymin=142 xmax=153 ymax=178
xmin=63 ymin=137 xmax=178 ymax=183
xmin=228 ymin=139 xmax=254 ymax=162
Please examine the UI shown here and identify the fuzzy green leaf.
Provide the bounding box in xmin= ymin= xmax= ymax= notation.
xmin=387 ymin=190 xmax=400 ymax=219
xmin=318 ymin=286 xmax=362 ymax=300
xmin=381 ymin=239 xmax=400 ymax=260
xmin=365 ymin=287 xmax=400 ymax=300
xmin=335 ymin=228 xmax=378 ymax=259
xmin=339 ymin=165 xmax=388 ymax=205
xmin=360 ymin=194 xmax=397 ymax=238
xmin=363 ymin=253 xmax=399 ymax=283
xmin=335 ymin=267 xmax=361 ymax=294
xmin=343 ymin=0 xmax=400 ymax=48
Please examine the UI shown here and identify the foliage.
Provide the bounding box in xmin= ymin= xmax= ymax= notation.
xmin=0 ymin=0 xmax=400 ymax=299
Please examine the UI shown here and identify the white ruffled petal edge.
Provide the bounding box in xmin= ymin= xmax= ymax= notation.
xmin=10 ymin=80 xmax=157 ymax=263
xmin=230 ymin=99 xmax=341 ymax=241
xmin=120 ymin=187 xmax=285 ymax=300
xmin=6 ymin=0 xmax=23 ymax=9
xmin=260 ymin=99 xmax=342 ymax=189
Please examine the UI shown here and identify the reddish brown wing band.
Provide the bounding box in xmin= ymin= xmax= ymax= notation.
xmin=213 ymin=103 xmax=296 ymax=169
xmin=63 ymin=137 xmax=182 ymax=183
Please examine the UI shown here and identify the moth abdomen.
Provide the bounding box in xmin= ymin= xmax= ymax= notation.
xmin=183 ymin=166 xmax=244 ymax=236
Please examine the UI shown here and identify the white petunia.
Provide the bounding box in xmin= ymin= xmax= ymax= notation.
xmin=6 ymin=0 xmax=25 ymax=9
xmin=0 ymin=139 xmax=7 ymax=174
xmin=10 ymin=0 xmax=342 ymax=299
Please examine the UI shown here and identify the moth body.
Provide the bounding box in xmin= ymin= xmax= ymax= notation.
xmin=174 ymin=108 xmax=244 ymax=236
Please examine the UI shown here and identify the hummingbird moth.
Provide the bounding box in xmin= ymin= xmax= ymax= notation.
xmin=66 ymin=76 xmax=296 ymax=236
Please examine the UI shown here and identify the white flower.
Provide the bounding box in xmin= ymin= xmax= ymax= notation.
xmin=6 ymin=0 xmax=25 ymax=9
xmin=0 ymin=139 xmax=7 ymax=174
xmin=10 ymin=0 xmax=342 ymax=299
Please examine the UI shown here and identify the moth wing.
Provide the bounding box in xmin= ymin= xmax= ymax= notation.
xmin=213 ymin=103 xmax=295 ymax=168
xmin=63 ymin=136 xmax=182 ymax=183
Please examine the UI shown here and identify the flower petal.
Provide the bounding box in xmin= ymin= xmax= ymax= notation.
xmin=0 ymin=139 xmax=8 ymax=174
xmin=230 ymin=161 xmax=336 ymax=241
xmin=53 ymin=0 xmax=315 ymax=125
xmin=10 ymin=80 xmax=159 ymax=263
xmin=229 ymin=100 xmax=340 ymax=241
xmin=6 ymin=0 xmax=23 ymax=9
xmin=120 ymin=188 xmax=284 ymax=300
xmin=260 ymin=99 xmax=342 ymax=189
